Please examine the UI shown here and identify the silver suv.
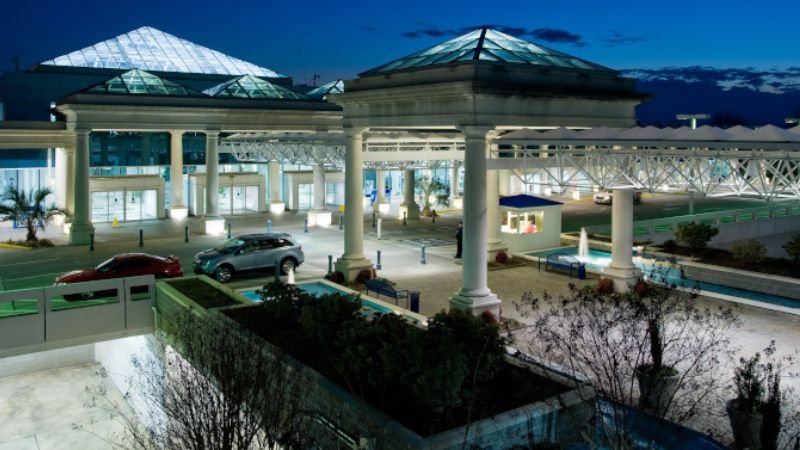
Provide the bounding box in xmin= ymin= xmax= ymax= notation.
xmin=193 ymin=233 xmax=304 ymax=283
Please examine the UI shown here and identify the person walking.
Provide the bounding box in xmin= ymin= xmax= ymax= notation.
xmin=455 ymin=221 xmax=463 ymax=259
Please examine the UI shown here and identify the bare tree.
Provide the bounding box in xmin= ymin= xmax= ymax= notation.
xmin=507 ymin=277 xmax=739 ymax=449
xmin=78 ymin=311 xmax=339 ymax=449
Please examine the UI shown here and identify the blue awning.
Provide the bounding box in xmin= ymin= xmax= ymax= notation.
xmin=499 ymin=194 xmax=563 ymax=208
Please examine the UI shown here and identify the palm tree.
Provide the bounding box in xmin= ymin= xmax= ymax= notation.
xmin=0 ymin=186 xmax=65 ymax=242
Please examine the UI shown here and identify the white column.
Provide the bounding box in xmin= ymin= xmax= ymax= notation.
xmin=203 ymin=131 xmax=225 ymax=235
xmin=399 ymin=168 xmax=420 ymax=220
xmin=68 ymin=130 xmax=94 ymax=245
xmin=268 ymin=161 xmax=285 ymax=214
xmin=602 ymin=188 xmax=642 ymax=292
xmin=373 ymin=169 xmax=389 ymax=213
xmin=450 ymin=127 xmax=501 ymax=318
xmin=169 ymin=130 xmax=187 ymax=219
xmin=450 ymin=160 xmax=462 ymax=208
xmin=335 ymin=128 xmax=372 ymax=281
xmin=308 ymin=164 xmax=332 ymax=226
xmin=54 ymin=147 xmax=68 ymax=211
xmin=486 ymin=137 xmax=506 ymax=258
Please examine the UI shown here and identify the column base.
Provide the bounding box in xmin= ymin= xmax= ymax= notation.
xmin=169 ymin=207 xmax=188 ymax=220
xmin=601 ymin=265 xmax=643 ymax=293
xmin=398 ymin=203 xmax=420 ymax=220
xmin=451 ymin=197 xmax=463 ymax=209
xmin=68 ymin=222 xmax=95 ymax=245
xmin=449 ymin=291 xmax=502 ymax=319
xmin=334 ymin=256 xmax=374 ymax=282
xmin=308 ymin=210 xmax=332 ymax=227
xmin=373 ymin=201 xmax=389 ymax=214
xmin=269 ymin=202 xmax=286 ymax=214
xmin=203 ymin=216 xmax=226 ymax=235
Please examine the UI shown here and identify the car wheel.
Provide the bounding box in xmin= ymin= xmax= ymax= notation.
xmin=280 ymin=257 xmax=297 ymax=275
xmin=215 ymin=265 xmax=234 ymax=283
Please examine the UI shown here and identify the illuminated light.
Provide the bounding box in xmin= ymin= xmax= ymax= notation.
xmin=307 ymin=210 xmax=332 ymax=227
xmin=204 ymin=218 xmax=226 ymax=235
xmin=169 ymin=208 xmax=188 ymax=220
xmin=269 ymin=202 xmax=285 ymax=214
xmin=452 ymin=197 xmax=463 ymax=209
xmin=62 ymin=221 xmax=72 ymax=235
xmin=377 ymin=203 xmax=390 ymax=214
xmin=287 ymin=267 xmax=295 ymax=285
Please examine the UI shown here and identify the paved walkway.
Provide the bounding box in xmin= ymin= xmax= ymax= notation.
xmin=1 ymin=206 xmax=799 ymax=447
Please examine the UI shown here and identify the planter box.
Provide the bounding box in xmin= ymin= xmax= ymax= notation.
xmin=154 ymin=279 xmax=595 ymax=448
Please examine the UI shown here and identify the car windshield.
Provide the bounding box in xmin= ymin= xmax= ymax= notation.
xmin=213 ymin=238 xmax=245 ymax=253
xmin=96 ymin=257 xmax=117 ymax=273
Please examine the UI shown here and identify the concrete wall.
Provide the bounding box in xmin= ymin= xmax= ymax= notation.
xmin=681 ymin=260 xmax=800 ymax=300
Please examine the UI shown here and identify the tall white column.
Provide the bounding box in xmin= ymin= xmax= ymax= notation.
xmin=485 ymin=137 xmax=506 ymax=258
xmin=335 ymin=128 xmax=372 ymax=281
xmin=450 ymin=127 xmax=501 ymax=318
xmin=54 ymin=148 xmax=68 ymax=211
xmin=373 ymin=169 xmax=388 ymax=213
xmin=399 ymin=168 xmax=420 ymax=220
xmin=68 ymin=130 xmax=94 ymax=245
xmin=169 ymin=130 xmax=187 ymax=219
xmin=203 ymin=131 xmax=225 ymax=234
xmin=308 ymin=164 xmax=332 ymax=226
xmin=602 ymin=188 xmax=642 ymax=292
xmin=268 ymin=161 xmax=285 ymax=213
xmin=450 ymin=160 xmax=462 ymax=208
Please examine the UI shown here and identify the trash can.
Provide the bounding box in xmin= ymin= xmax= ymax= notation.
xmin=409 ymin=291 xmax=420 ymax=313
xmin=577 ymin=264 xmax=586 ymax=280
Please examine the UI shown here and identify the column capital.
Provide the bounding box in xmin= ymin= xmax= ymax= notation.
xmin=169 ymin=130 xmax=185 ymax=137
xmin=458 ymin=125 xmax=494 ymax=141
xmin=205 ymin=130 xmax=220 ymax=138
xmin=74 ymin=129 xmax=91 ymax=137
xmin=343 ymin=127 xmax=366 ymax=139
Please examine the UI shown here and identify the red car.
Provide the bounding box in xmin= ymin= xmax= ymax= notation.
xmin=55 ymin=253 xmax=183 ymax=292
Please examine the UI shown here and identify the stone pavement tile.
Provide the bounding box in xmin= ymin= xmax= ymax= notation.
xmin=0 ymin=436 xmax=39 ymax=450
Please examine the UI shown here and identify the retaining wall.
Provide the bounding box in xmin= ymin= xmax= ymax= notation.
xmin=680 ymin=260 xmax=800 ymax=301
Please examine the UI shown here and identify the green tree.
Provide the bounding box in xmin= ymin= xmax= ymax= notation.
xmin=675 ymin=221 xmax=719 ymax=253
xmin=783 ymin=234 xmax=800 ymax=261
xmin=0 ymin=186 xmax=65 ymax=242
xmin=415 ymin=175 xmax=448 ymax=216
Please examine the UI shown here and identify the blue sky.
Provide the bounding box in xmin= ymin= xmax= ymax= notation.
xmin=1 ymin=0 xmax=797 ymax=85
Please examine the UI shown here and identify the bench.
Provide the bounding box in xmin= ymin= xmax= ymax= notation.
xmin=365 ymin=278 xmax=409 ymax=305
xmin=541 ymin=253 xmax=586 ymax=279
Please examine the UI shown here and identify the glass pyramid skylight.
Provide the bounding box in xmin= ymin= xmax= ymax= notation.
xmin=40 ymin=26 xmax=285 ymax=78
xmin=306 ymin=80 xmax=344 ymax=100
xmin=204 ymin=75 xmax=310 ymax=100
xmin=362 ymin=28 xmax=614 ymax=75
xmin=85 ymin=69 xmax=206 ymax=96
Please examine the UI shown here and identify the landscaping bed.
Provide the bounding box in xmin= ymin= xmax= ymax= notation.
xmin=222 ymin=283 xmax=569 ymax=437
xmin=655 ymin=245 xmax=800 ymax=278
xmin=164 ymin=277 xmax=241 ymax=309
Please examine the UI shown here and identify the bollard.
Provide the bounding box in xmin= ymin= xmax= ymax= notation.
xmin=304 ymin=218 xmax=309 ymax=233
xmin=421 ymin=245 xmax=427 ymax=264
xmin=376 ymin=250 xmax=382 ymax=271
xmin=89 ymin=233 xmax=94 ymax=252
xmin=184 ymin=225 xmax=189 ymax=243
xmin=274 ymin=258 xmax=281 ymax=283
xmin=139 ymin=229 xmax=143 ymax=248
xmin=403 ymin=211 xmax=407 ymax=226
xmin=431 ymin=210 xmax=436 ymax=223
xmin=372 ymin=212 xmax=376 ymax=229
xmin=328 ymin=255 xmax=333 ymax=274
xmin=227 ymin=223 xmax=231 ymax=239
xmin=267 ymin=219 xmax=272 ymax=232
xmin=339 ymin=215 xmax=344 ymax=231
xmin=377 ymin=218 xmax=382 ymax=240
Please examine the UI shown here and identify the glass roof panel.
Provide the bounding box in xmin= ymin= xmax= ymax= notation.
xmin=361 ymin=27 xmax=614 ymax=75
xmin=83 ymin=69 xmax=206 ymax=97
xmin=306 ymin=79 xmax=344 ymax=100
xmin=204 ymin=75 xmax=311 ymax=100
xmin=40 ymin=26 xmax=286 ymax=77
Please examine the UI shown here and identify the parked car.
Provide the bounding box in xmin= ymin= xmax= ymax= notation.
xmin=193 ymin=233 xmax=304 ymax=283
xmin=593 ymin=190 xmax=642 ymax=205
xmin=54 ymin=253 xmax=183 ymax=300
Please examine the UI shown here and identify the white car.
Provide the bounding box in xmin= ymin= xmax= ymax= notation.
xmin=593 ymin=191 xmax=642 ymax=205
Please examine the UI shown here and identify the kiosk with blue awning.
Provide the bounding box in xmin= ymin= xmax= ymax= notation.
xmin=499 ymin=195 xmax=563 ymax=252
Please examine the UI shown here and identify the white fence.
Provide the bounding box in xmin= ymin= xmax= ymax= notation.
xmin=0 ymin=275 xmax=155 ymax=358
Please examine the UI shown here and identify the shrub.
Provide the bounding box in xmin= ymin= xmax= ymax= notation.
xmin=355 ymin=268 xmax=374 ymax=284
xmin=324 ymin=271 xmax=345 ymax=285
xmin=661 ymin=239 xmax=677 ymax=252
xmin=675 ymin=221 xmax=719 ymax=252
xmin=783 ymin=234 xmax=800 ymax=261
xmin=597 ymin=277 xmax=614 ymax=294
xmin=495 ymin=250 xmax=509 ymax=264
xmin=730 ymin=239 xmax=767 ymax=264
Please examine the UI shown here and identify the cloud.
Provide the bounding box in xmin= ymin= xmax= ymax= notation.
xmin=623 ymin=66 xmax=800 ymax=94
xmin=359 ymin=25 xmax=378 ymax=33
xmin=603 ymin=31 xmax=648 ymax=46
xmin=400 ymin=24 xmax=587 ymax=47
